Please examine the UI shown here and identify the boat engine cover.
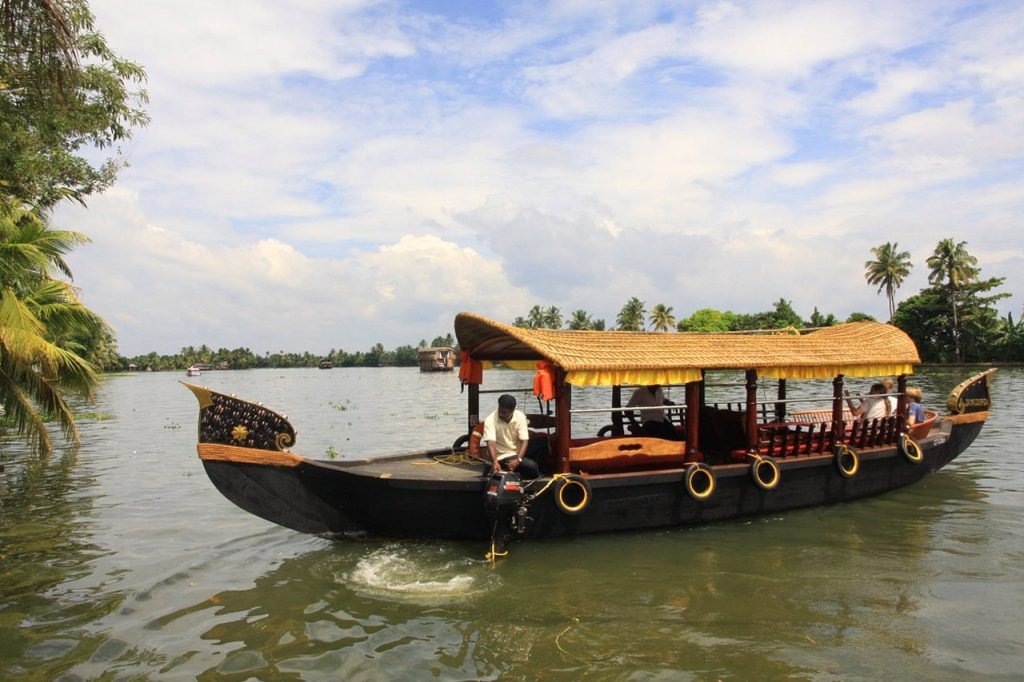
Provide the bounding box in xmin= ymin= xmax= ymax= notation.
xmin=484 ymin=471 xmax=524 ymax=518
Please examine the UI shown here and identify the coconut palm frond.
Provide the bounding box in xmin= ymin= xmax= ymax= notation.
xmin=0 ymin=359 xmax=54 ymax=454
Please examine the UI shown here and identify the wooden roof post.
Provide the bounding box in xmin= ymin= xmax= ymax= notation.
xmin=611 ymin=385 xmax=623 ymax=436
xmin=556 ymin=367 xmax=571 ymax=473
xmin=468 ymin=382 xmax=480 ymax=430
xmin=832 ymin=374 xmax=845 ymax=441
xmin=775 ymin=378 xmax=787 ymax=423
xmin=745 ymin=369 xmax=759 ymax=453
xmin=686 ymin=380 xmax=700 ymax=459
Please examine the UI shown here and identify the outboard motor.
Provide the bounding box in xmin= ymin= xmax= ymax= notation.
xmin=484 ymin=471 xmax=528 ymax=555
xmin=485 ymin=471 xmax=524 ymax=519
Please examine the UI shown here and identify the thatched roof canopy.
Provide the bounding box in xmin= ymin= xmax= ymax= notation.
xmin=454 ymin=313 xmax=920 ymax=386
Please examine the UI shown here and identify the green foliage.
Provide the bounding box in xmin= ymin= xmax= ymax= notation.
xmin=677 ymin=308 xmax=735 ymax=332
xmin=806 ymin=307 xmax=838 ymax=327
xmin=513 ymin=305 xmax=562 ymax=329
xmin=845 ymin=312 xmax=876 ymax=323
xmin=1 ymin=0 xmax=149 ymax=206
xmin=894 ymin=274 xmax=1009 ymax=362
xmin=994 ymin=312 xmax=1024 ymax=362
xmin=616 ymin=297 xmax=645 ymax=331
xmin=430 ymin=333 xmax=455 ymax=348
xmin=567 ymin=309 xmax=593 ymax=330
xmin=893 ymin=288 xmax=950 ymax=361
xmin=392 ymin=344 xmax=419 ymax=366
xmin=731 ymin=299 xmax=803 ymax=331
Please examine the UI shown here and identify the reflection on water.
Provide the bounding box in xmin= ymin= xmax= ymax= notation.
xmin=1 ymin=367 xmax=1023 ymax=680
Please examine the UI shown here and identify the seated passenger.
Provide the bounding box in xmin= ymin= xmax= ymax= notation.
xmin=906 ymin=386 xmax=926 ymax=425
xmin=845 ymin=383 xmax=891 ymax=422
xmin=881 ymin=377 xmax=898 ymax=414
xmin=626 ymin=384 xmax=683 ymax=441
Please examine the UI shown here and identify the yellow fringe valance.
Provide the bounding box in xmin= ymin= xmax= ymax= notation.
xmin=567 ymin=368 xmax=704 ymax=387
xmin=757 ymin=364 xmax=915 ymax=380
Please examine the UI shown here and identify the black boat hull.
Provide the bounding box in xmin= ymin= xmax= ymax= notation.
xmin=199 ymin=418 xmax=981 ymax=541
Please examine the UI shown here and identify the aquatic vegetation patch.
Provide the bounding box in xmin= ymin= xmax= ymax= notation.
xmin=78 ymin=412 xmax=117 ymax=421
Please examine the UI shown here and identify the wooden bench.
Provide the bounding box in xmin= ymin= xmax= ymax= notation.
xmin=789 ymin=408 xmax=854 ymax=425
xmin=568 ymin=437 xmax=688 ymax=474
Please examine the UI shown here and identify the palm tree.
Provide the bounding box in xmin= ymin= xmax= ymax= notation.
xmin=1 ymin=199 xmax=99 ymax=454
xmin=542 ymin=306 xmax=562 ymax=329
xmin=527 ymin=305 xmax=545 ymax=329
xmin=864 ymin=242 xmax=912 ymax=323
xmin=567 ymin=309 xmax=592 ymax=330
xmin=616 ymin=297 xmax=646 ymax=331
xmin=649 ymin=304 xmax=676 ymax=332
xmin=926 ymin=238 xmax=978 ymax=362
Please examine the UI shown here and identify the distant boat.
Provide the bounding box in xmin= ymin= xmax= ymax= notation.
xmin=319 ymin=360 xmax=333 ymax=369
xmin=418 ymin=346 xmax=455 ymax=372
xmin=186 ymin=366 xmax=201 ymax=377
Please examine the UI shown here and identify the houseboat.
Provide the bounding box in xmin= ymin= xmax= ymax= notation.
xmin=319 ymin=359 xmax=333 ymax=369
xmin=183 ymin=313 xmax=993 ymax=553
xmin=418 ymin=346 xmax=455 ymax=372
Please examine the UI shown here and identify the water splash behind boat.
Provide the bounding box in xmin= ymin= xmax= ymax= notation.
xmin=345 ymin=544 xmax=491 ymax=602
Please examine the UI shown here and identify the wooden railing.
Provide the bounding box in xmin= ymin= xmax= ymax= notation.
xmin=758 ymin=422 xmax=834 ymax=457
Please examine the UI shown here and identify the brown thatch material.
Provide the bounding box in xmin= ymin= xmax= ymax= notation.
xmin=454 ymin=313 xmax=920 ymax=384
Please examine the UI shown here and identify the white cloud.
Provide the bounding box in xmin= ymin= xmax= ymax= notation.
xmin=54 ymin=1 xmax=1024 ymax=356
xmin=93 ymin=0 xmax=405 ymax=86
xmin=847 ymin=67 xmax=943 ymax=117
xmin=522 ymin=23 xmax=686 ymax=117
xmin=688 ymin=1 xmax=926 ymax=76
xmin=767 ymin=161 xmax=837 ymax=188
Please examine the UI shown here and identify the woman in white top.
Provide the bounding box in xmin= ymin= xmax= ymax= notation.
xmin=845 ymin=383 xmax=892 ymax=422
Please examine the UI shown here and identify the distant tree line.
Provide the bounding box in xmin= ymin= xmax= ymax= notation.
xmin=113 ymin=335 xmax=458 ymax=372
xmin=513 ymin=299 xmax=873 ymax=335
xmin=510 ymin=239 xmax=1022 ymax=364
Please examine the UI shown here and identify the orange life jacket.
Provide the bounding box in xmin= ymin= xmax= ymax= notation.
xmin=468 ymin=421 xmax=486 ymax=458
xmin=533 ymin=361 xmax=557 ymax=401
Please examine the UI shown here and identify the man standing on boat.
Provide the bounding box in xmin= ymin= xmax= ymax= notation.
xmin=626 ymin=385 xmax=684 ymax=440
xmin=482 ymin=395 xmax=542 ymax=478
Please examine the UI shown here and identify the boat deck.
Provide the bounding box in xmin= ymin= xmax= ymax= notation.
xmin=313 ymin=452 xmax=488 ymax=481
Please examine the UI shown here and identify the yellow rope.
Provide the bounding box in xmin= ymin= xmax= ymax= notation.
xmin=411 ymin=449 xmax=481 ymax=466
xmin=485 ymin=537 xmax=508 ymax=566
xmin=524 ymin=472 xmax=572 ymax=500
xmin=555 ymin=617 xmax=586 ymax=661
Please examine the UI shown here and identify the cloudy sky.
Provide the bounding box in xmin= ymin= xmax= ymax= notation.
xmin=57 ymin=0 xmax=1024 ymax=356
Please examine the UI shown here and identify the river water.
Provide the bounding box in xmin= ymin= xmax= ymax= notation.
xmin=1 ymin=367 xmax=1022 ymax=680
